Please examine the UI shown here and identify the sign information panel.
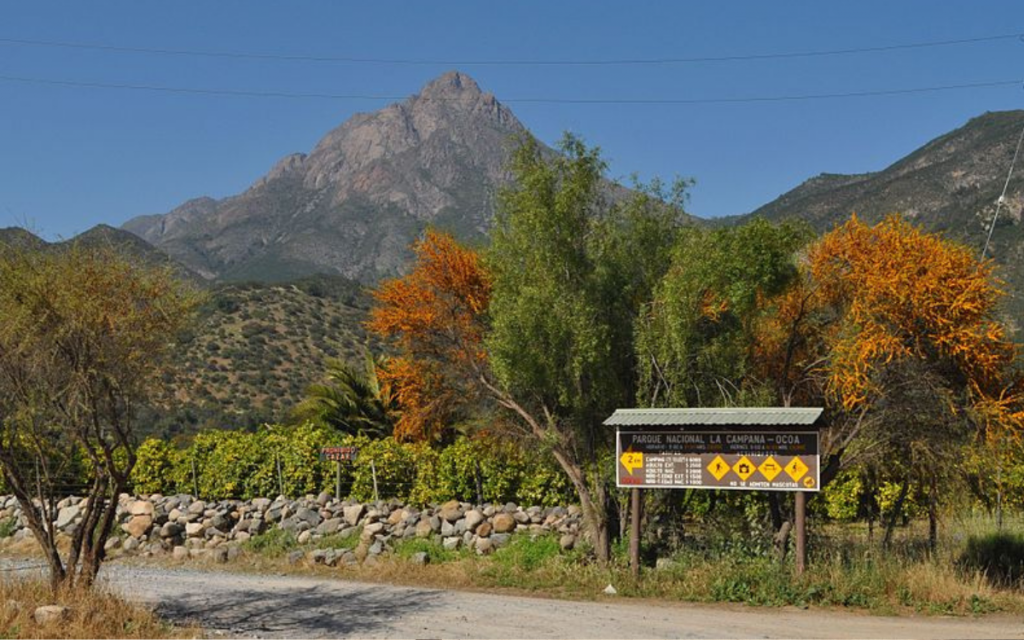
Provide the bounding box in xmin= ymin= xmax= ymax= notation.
xmin=616 ymin=430 xmax=819 ymax=492
xmin=320 ymin=446 xmax=359 ymax=462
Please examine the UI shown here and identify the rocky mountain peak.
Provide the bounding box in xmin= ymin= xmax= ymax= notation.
xmin=417 ymin=70 xmax=483 ymax=101
xmin=121 ymin=71 xmax=530 ymax=283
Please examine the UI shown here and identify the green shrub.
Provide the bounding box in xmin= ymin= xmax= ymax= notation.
xmin=348 ymin=436 xmax=418 ymax=502
xmin=242 ymin=527 xmax=298 ymax=558
xmin=131 ymin=439 xmax=181 ymax=495
xmin=492 ymin=534 xmax=562 ymax=572
xmin=129 ymin=426 xmax=576 ymax=506
xmin=823 ymin=470 xmax=863 ymax=521
xmin=314 ymin=530 xmax=361 ymax=551
xmin=958 ymin=532 xmax=1024 ymax=589
xmin=0 ymin=517 xmax=17 ymax=538
xmin=408 ymin=435 xmax=574 ymax=506
xmin=392 ymin=537 xmax=466 ymax=564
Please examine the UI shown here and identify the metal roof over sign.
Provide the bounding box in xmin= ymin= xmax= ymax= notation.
xmin=605 ymin=408 xmax=824 ymax=493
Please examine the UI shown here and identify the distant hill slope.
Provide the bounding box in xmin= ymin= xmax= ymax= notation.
xmin=0 ymin=224 xmax=204 ymax=284
xmin=122 ymin=71 xmax=528 ymax=283
xmin=144 ymin=274 xmax=373 ymax=439
xmin=0 ymin=227 xmax=372 ymax=437
xmin=739 ymin=110 xmax=1024 ymax=333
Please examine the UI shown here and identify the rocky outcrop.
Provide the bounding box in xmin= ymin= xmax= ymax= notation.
xmin=121 ymin=71 xmax=528 ymax=283
xmin=0 ymin=494 xmax=583 ymax=564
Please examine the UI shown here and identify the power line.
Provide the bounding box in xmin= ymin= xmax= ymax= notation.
xmin=0 ymin=73 xmax=1018 ymax=105
xmin=0 ymin=32 xmax=1019 ymax=66
xmin=981 ymin=120 xmax=1024 ymax=259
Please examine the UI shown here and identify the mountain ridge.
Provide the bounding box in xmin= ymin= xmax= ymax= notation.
xmin=739 ymin=109 xmax=1024 ymax=332
xmin=122 ymin=71 xmax=528 ymax=283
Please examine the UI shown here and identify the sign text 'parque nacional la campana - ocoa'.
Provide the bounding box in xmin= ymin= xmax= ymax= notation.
xmin=607 ymin=408 xmax=822 ymax=492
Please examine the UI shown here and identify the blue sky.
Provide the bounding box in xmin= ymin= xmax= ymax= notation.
xmin=1 ymin=1 xmax=1022 ymax=239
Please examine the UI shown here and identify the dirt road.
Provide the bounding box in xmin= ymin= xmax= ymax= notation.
xmin=93 ymin=565 xmax=1023 ymax=639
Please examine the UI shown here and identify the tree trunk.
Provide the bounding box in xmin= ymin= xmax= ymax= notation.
xmin=482 ymin=380 xmax=614 ymax=563
xmin=579 ymin=466 xmax=612 ymax=563
xmin=544 ymin=441 xmax=611 ymax=562
xmin=928 ymin=475 xmax=938 ymax=554
xmin=767 ymin=493 xmax=784 ymax=532
xmin=1 ymin=470 xmax=67 ymax=590
xmin=774 ymin=521 xmax=792 ymax=562
xmin=882 ymin=478 xmax=909 ymax=551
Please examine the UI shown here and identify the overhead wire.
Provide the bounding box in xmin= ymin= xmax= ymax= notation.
xmin=981 ymin=120 xmax=1024 ymax=259
xmin=0 ymin=32 xmax=1019 ymax=66
xmin=0 ymin=74 xmax=1018 ymax=105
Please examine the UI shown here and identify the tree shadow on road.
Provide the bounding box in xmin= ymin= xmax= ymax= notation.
xmin=155 ymin=581 xmax=445 ymax=638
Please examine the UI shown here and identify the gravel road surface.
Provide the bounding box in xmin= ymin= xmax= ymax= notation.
xmin=88 ymin=564 xmax=1024 ymax=639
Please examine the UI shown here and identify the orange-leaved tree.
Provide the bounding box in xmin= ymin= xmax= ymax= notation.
xmin=805 ymin=215 xmax=1023 ymax=545
xmin=367 ymin=229 xmax=491 ymax=442
xmin=809 ymin=215 xmax=1018 ymax=417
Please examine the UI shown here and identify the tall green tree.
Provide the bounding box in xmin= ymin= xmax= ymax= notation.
xmin=635 ymin=218 xmax=812 ymax=408
xmin=486 ymin=133 xmax=687 ymax=560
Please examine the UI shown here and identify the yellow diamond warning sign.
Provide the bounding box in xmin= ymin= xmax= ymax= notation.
xmin=758 ymin=456 xmax=782 ymax=481
xmin=620 ymin=450 xmax=644 ymax=475
xmin=785 ymin=456 xmax=809 ymax=482
xmin=733 ymin=456 xmax=756 ymax=481
xmin=707 ymin=455 xmax=730 ymax=481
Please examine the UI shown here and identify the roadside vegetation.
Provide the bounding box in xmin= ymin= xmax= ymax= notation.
xmin=226 ymin=513 xmax=1024 ymax=616
xmin=0 ymin=577 xmax=196 ymax=639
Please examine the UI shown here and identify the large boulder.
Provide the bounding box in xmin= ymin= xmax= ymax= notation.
xmin=492 ymin=513 xmax=516 ymax=533
xmin=464 ymin=510 xmax=484 ymax=531
xmin=442 ymin=536 xmax=461 ymax=551
xmin=439 ymin=500 xmax=463 ymax=523
xmin=159 ymin=522 xmax=183 ymax=538
xmin=128 ymin=500 xmax=155 ymax=517
xmin=121 ymin=515 xmax=152 ymax=538
xmin=415 ymin=519 xmax=434 ymax=538
xmin=343 ymin=504 xmax=365 ymax=527
xmin=316 ymin=517 xmax=343 ymax=536
xmin=441 ymin=519 xmax=456 ymax=537
xmin=55 ymin=505 xmax=80 ymax=530
xmin=295 ymin=507 xmax=322 ymax=527
xmin=33 ymin=605 xmax=69 ymax=626
xmin=361 ymin=522 xmax=385 ymax=541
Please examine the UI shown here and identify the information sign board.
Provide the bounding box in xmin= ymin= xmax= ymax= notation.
xmin=320 ymin=446 xmax=359 ymax=462
xmin=615 ymin=430 xmax=819 ymax=492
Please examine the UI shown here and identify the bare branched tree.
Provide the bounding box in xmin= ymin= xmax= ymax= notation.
xmin=0 ymin=242 xmax=199 ymax=589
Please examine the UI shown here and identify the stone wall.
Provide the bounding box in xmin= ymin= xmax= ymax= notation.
xmin=0 ymin=494 xmax=583 ymax=565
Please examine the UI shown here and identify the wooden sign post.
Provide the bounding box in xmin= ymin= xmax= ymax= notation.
xmin=319 ymin=446 xmax=359 ymax=498
xmin=605 ymin=408 xmax=823 ymax=576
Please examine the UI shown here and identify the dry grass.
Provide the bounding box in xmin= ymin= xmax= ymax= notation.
xmin=0 ymin=577 xmax=199 ymax=639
